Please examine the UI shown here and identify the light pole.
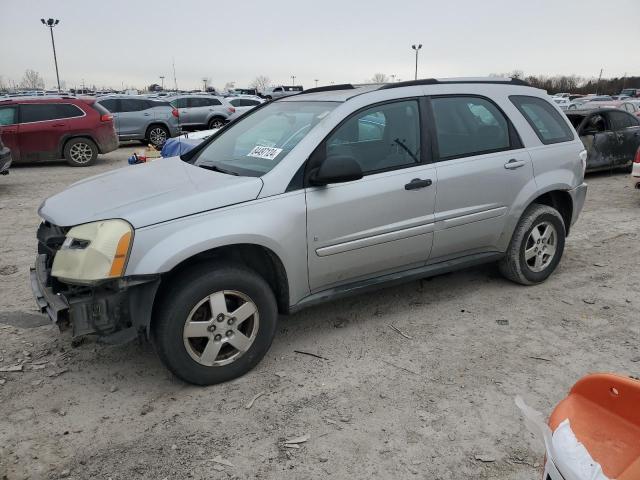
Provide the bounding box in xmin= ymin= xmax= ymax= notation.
xmin=314 ymin=79 xmax=319 ymax=88
xmin=159 ymin=76 xmax=165 ymax=90
xmin=291 ymin=75 xmax=296 ymax=86
xmin=411 ymin=44 xmax=422 ymax=81
xmin=41 ymin=18 xmax=61 ymax=91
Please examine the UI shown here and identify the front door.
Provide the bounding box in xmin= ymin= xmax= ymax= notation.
xmin=18 ymin=103 xmax=69 ymax=161
xmin=428 ymin=95 xmax=534 ymax=260
xmin=0 ymin=105 xmax=19 ymax=161
xmin=306 ymin=99 xmax=436 ymax=291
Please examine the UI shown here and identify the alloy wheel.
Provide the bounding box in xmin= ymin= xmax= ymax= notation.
xmin=524 ymin=221 xmax=557 ymax=272
xmin=182 ymin=290 xmax=259 ymax=367
xmin=69 ymin=142 xmax=93 ymax=164
xmin=149 ymin=127 xmax=167 ymax=145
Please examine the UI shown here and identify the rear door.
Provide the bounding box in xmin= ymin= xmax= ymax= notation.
xmin=607 ymin=110 xmax=640 ymax=167
xmin=306 ymin=98 xmax=437 ymax=291
xmin=17 ymin=103 xmax=72 ymax=161
xmin=0 ymin=105 xmax=19 ymax=161
xmin=576 ymin=112 xmax=616 ymax=170
xmin=118 ymin=98 xmax=148 ymax=138
xmin=428 ymin=95 xmax=532 ymax=261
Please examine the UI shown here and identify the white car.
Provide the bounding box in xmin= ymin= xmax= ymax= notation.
xmin=552 ymin=97 xmax=571 ymax=110
xmin=227 ymin=95 xmax=265 ymax=117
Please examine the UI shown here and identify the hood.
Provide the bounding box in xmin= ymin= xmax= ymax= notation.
xmin=39 ymin=157 xmax=263 ymax=228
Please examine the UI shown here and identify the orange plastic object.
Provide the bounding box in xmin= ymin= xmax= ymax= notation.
xmin=548 ymin=373 xmax=640 ymax=480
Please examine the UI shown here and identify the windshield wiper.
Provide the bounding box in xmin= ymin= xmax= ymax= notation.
xmin=198 ymin=164 xmax=239 ymax=176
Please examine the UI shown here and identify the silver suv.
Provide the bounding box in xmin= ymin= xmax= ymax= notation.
xmin=31 ymin=79 xmax=587 ymax=385
xmin=95 ymin=96 xmax=180 ymax=147
xmin=169 ymin=95 xmax=235 ymax=130
xmin=263 ymin=85 xmax=303 ymax=100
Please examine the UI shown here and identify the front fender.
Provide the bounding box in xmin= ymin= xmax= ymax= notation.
xmin=125 ymin=191 xmax=310 ymax=306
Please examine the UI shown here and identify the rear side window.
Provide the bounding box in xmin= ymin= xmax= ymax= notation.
xmin=0 ymin=106 xmax=17 ymax=125
xmin=98 ymin=99 xmax=119 ymax=112
xmin=172 ymin=98 xmax=189 ymax=108
xmin=511 ymin=95 xmax=574 ymax=144
xmin=430 ymin=96 xmax=512 ymax=159
xmin=229 ymin=99 xmax=242 ymax=107
xmin=20 ymin=103 xmax=84 ymax=123
xmin=119 ymin=99 xmax=148 ymax=112
xmin=608 ymin=111 xmax=639 ymax=130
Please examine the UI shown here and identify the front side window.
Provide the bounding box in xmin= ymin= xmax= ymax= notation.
xmin=193 ymin=101 xmax=337 ymax=176
xmin=0 ymin=106 xmax=17 ymax=125
xmin=325 ymin=100 xmax=420 ymax=173
xmin=608 ymin=111 xmax=639 ymax=130
xmin=511 ymin=95 xmax=574 ymax=144
xmin=431 ymin=96 xmax=511 ymax=159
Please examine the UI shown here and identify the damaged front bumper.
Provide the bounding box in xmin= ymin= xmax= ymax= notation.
xmin=30 ymin=254 xmax=160 ymax=344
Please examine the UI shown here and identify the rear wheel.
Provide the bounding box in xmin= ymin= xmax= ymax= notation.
xmin=499 ymin=204 xmax=566 ymax=285
xmin=208 ymin=117 xmax=225 ymax=129
xmin=146 ymin=125 xmax=169 ymax=147
xmin=64 ymin=138 xmax=98 ymax=167
xmin=152 ymin=263 xmax=278 ymax=385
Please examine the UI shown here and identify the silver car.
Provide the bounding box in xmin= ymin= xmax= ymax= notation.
xmin=95 ymin=96 xmax=180 ymax=147
xmin=31 ymin=78 xmax=587 ymax=385
xmin=226 ymin=95 xmax=265 ymax=119
xmin=263 ymin=85 xmax=303 ymax=100
xmin=169 ymin=95 xmax=235 ymax=130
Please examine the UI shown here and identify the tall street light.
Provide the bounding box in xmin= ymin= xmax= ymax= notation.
xmin=411 ymin=44 xmax=422 ymax=81
xmin=314 ymin=79 xmax=319 ymax=88
xmin=159 ymin=76 xmax=165 ymax=90
xmin=41 ymin=18 xmax=61 ymax=91
xmin=291 ymin=75 xmax=296 ymax=86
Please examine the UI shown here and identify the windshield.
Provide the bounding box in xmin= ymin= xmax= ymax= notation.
xmin=192 ymin=101 xmax=338 ymax=176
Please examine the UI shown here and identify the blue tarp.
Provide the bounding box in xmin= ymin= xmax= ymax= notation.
xmin=160 ymin=137 xmax=203 ymax=157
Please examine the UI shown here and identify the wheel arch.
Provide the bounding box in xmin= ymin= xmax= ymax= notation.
xmin=145 ymin=122 xmax=170 ymax=138
xmin=59 ymin=134 xmax=99 ymax=157
xmin=529 ymin=189 xmax=573 ymax=235
xmin=153 ymin=243 xmax=290 ymax=317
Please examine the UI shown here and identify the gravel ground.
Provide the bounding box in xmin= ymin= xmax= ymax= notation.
xmin=1 ymin=148 xmax=639 ymax=480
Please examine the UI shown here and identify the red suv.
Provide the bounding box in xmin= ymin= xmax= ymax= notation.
xmin=0 ymin=96 xmax=118 ymax=167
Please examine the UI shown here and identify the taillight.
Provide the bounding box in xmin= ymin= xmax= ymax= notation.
xmin=228 ymin=107 xmax=236 ymax=113
xmin=634 ymin=147 xmax=640 ymax=164
xmin=172 ymin=108 xmax=179 ymax=118
xmin=100 ymin=114 xmax=113 ymax=122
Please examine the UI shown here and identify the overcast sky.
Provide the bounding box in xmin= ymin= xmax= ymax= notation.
xmin=2 ymin=0 xmax=639 ymax=91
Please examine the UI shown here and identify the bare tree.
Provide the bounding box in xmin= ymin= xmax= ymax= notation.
xmin=0 ymin=75 xmax=8 ymax=92
xmin=371 ymin=73 xmax=389 ymax=83
xmin=223 ymin=81 xmax=235 ymax=92
xmin=250 ymin=75 xmax=270 ymax=93
xmin=20 ymin=69 xmax=45 ymax=90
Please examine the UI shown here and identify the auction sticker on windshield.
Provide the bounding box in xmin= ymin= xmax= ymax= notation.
xmin=247 ymin=146 xmax=283 ymax=161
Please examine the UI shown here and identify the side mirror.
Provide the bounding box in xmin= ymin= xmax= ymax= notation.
xmin=309 ymin=155 xmax=363 ymax=186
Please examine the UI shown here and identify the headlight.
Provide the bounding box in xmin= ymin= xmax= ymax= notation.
xmin=51 ymin=219 xmax=133 ymax=283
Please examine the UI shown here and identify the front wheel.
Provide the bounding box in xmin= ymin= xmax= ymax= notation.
xmin=499 ymin=204 xmax=566 ymax=285
xmin=152 ymin=263 xmax=278 ymax=385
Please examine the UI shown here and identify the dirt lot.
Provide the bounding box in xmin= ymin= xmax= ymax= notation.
xmin=0 ymin=148 xmax=638 ymax=480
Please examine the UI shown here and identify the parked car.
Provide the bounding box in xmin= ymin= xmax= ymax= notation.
xmin=631 ymin=147 xmax=640 ymax=190
xmin=168 ymin=95 xmax=235 ymax=130
xmin=566 ymin=108 xmax=640 ymax=172
xmin=552 ymin=97 xmax=571 ymax=110
xmin=94 ymin=95 xmax=180 ymax=147
xmin=31 ymin=78 xmax=588 ymax=385
xmin=567 ymin=95 xmax=613 ymax=110
xmin=620 ymin=88 xmax=640 ymax=98
xmin=621 ymin=100 xmax=640 ymax=117
xmin=228 ymin=88 xmax=258 ymax=96
xmin=263 ymin=85 xmax=303 ymax=100
xmin=160 ymin=128 xmax=220 ymax=157
xmin=226 ymin=96 xmax=265 ymax=119
xmin=0 ymin=96 xmax=118 ymax=166
xmin=0 ymin=134 xmax=11 ymax=175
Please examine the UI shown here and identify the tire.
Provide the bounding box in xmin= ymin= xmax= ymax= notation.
xmin=64 ymin=138 xmax=98 ymax=167
xmin=208 ymin=117 xmax=225 ymax=129
xmin=145 ymin=124 xmax=169 ymax=147
xmin=499 ymin=204 xmax=566 ymax=285
xmin=152 ymin=262 xmax=278 ymax=385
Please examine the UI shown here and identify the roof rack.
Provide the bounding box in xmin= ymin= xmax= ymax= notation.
xmin=379 ymin=77 xmax=530 ymax=90
xmin=297 ymin=84 xmax=355 ymax=95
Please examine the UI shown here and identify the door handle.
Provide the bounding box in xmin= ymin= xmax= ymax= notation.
xmin=143 ymin=113 xmax=151 ymax=116
xmin=504 ymin=159 xmax=526 ymax=170
xmin=404 ymin=178 xmax=432 ymax=190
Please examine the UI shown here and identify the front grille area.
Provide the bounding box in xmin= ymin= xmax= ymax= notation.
xmin=36 ymin=221 xmax=69 ymax=268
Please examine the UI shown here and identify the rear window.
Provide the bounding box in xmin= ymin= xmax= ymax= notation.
xmin=510 ymin=95 xmax=574 ymax=144
xmin=20 ymin=103 xmax=84 ymax=123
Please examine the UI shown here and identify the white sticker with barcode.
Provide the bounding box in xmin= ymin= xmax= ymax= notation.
xmin=247 ymin=146 xmax=283 ymax=161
